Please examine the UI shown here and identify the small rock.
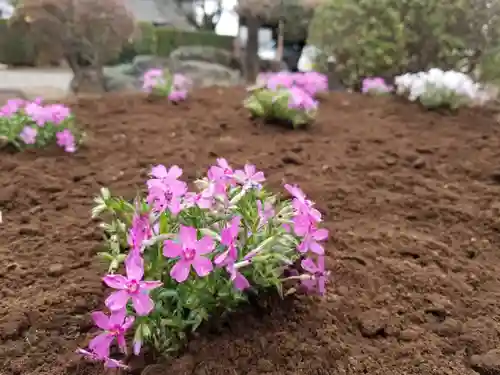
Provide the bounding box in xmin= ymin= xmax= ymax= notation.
xmin=0 ymin=186 xmax=16 ymax=205
xmin=431 ymin=318 xmax=463 ymax=337
xmin=282 ymin=153 xmax=302 ymax=165
xmin=471 ymin=349 xmax=500 ymax=375
xmin=18 ymin=225 xmax=42 ymax=236
xmin=48 ymin=264 xmax=65 ymax=277
xmin=257 ymin=358 xmax=274 ymax=372
xmin=385 ymin=157 xmax=397 ymax=166
xmin=358 ymin=309 xmax=389 ymax=338
xmin=412 ymin=157 xmax=426 ymax=169
xmin=399 ymin=327 xmax=424 ymax=341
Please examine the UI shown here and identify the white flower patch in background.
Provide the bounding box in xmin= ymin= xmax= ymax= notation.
xmin=394 ymin=68 xmax=493 ymax=109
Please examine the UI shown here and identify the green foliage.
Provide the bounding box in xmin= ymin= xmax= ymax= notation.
xmin=0 ymin=19 xmax=234 ymax=66
xmin=0 ymin=19 xmax=36 ymax=66
xmin=155 ymin=28 xmax=234 ymax=57
xmin=308 ymin=0 xmax=500 ymax=87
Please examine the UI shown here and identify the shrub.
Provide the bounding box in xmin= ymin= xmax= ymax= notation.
xmin=244 ymin=72 xmax=325 ymax=128
xmin=81 ymin=160 xmax=328 ymax=368
xmin=361 ymin=77 xmax=392 ymax=95
xmin=308 ymin=0 xmax=500 ymax=88
xmin=394 ymin=68 xmax=491 ymax=110
xmin=13 ymin=0 xmax=136 ymax=91
xmin=155 ymin=28 xmax=234 ymax=57
xmin=142 ymin=68 xmax=191 ymax=102
xmin=0 ymin=98 xmax=82 ymax=152
xmin=0 ymin=19 xmax=36 ymax=66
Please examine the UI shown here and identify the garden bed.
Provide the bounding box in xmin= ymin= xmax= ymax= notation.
xmin=1 ymin=88 xmax=500 ymax=375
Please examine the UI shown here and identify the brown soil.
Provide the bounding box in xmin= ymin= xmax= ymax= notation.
xmin=2 ymin=88 xmax=500 ymax=375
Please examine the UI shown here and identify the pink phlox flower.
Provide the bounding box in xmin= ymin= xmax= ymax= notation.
xmin=234 ymin=163 xmax=265 ymax=189
xmin=56 ymin=129 xmax=76 ymax=152
xmin=288 ymin=86 xmax=318 ymax=111
xmin=147 ymin=165 xmax=187 ymax=214
xmin=45 ymin=104 xmax=71 ymax=124
xmin=76 ymin=348 xmax=129 ymax=369
xmin=284 ymin=183 xmax=322 ymax=222
xmin=257 ymin=200 xmax=275 ymax=227
xmin=208 ymin=158 xmax=235 ymax=188
xmin=128 ymin=211 xmax=154 ymax=253
xmin=182 ymin=191 xmax=213 ymax=210
xmin=226 ymin=262 xmax=250 ymax=290
xmin=88 ymin=309 xmax=134 ymax=358
xmin=143 ymin=68 xmax=164 ymax=91
xmin=168 ymin=90 xmax=187 ymax=102
xmin=301 ymin=255 xmax=328 ymax=295
xmin=24 ymin=101 xmax=52 ymax=126
xmin=0 ymin=99 xmax=24 ymax=117
xmin=293 ymin=214 xmax=328 ymax=255
xmin=214 ymin=216 xmax=241 ymax=267
xmin=19 ymin=126 xmax=37 ymax=145
xmin=267 ymin=72 xmax=294 ymax=90
xmin=103 ymin=254 xmax=162 ymax=315
xmin=362 ymin=77 xmax=392 ymax=94
xmin=163 ymin=225 xmax=214 ymax=282
xmin=172 ymin=74 xmax=191 ymax=91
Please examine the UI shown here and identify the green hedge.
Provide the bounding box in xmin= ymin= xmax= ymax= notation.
xmin=155 ymin=28 xmax=234 ymax=57
xmin=0 ymin=19 xmax=36 ymax=66
xmin=0 ymin=20 xmax=235 ymax=66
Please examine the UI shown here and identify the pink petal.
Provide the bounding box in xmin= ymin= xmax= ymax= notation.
xmin=102 ymin=274 xmax=128 ymax=290
xmin=179 ymin=225 xmax=197 ymax=248
xmin=116 ymin=334 xmax=127 ymax=353
xmin=151 ymin=165 xmax=168 ymax=178
xmin=125 ymin=254 xmax=144 ymax=281
xmin=232 ymin=271 xmax=250 ymax=290
xmin=170 ymin=260 xmax=191 ymax=282
xmin=105 ymin=290 xmax=130 ymax=311
xmin=139 ymin=280 xmax=163 ymax=291
xmin=233 ymin=170 xmax=246 ymax=182
xmin=214 ymin=249 xmax=230 ymax=266
xmin=301 ymin=258 xmax=317 ymax=274
xmin=313 ymin=228 xmax=328 ymax=241
xmin=253 ymin=171 xmax=265 ymax=182
xmin=309 ymin=241 xmax=325 ymax=255
xmin=192 ymin=256 xmax=213 ymax=277
xmin=163 ymin=240 xmax=183 ymax=258
xmin=195 ymin=235 xmax=214 ymax=255
xmin=108 ymin=308 xmax=127 ymax=326
xmin=88 ymin=333 xmax=114 ymax=358
xmin=132 ymin=293 xmax=154 ymax=316
xmin=244 ymin=164 xmax=256 ymax=176
xmin=91 ymin=311 xmax=110 ymax=330
xmin=167 ymin=165 xmax=183 ymax=179
xmin=123 ymin=315 xmax=135 ymax=330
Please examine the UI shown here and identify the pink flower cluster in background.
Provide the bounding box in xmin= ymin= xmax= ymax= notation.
xmin=142 ymin=68 xmax=190 ymax=102
xmin=361 ymin=77 xmax=393 ymax=95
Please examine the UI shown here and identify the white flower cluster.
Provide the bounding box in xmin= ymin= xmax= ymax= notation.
xmin=394 ymin=68 xmax=491 ymax=109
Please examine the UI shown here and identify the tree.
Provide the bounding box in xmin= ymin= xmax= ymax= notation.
xmin=308 ymin=0 xmax=500 ymax=87
xmin=236 ymin=0 xmax=320 ymax=82
xmin=154 ymin=0 xmax=224 ymax=31
xmin=11 ymin=0 xmax=136 ymax=92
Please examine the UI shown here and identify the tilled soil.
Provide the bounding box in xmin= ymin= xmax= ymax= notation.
xmin=2 ymin=88 xmax=500 ymax=375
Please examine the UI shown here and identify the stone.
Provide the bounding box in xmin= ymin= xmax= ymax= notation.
xmin=470 ymin=349 xmax=500 ymax=375
xmin=130 ymin=55 xmax=170 ymax=76
xmin=170 ymin=46 xmax=240 ymax=70
xmin=173 ymin=60 xmax=241 ymax=88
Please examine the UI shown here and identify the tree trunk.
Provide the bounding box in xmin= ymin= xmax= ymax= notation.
xmin=245 ymin=15 xmax=260 ymax=83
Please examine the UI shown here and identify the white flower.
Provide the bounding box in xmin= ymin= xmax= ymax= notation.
xmin=394 ymin=68 xmax=490 ymax=108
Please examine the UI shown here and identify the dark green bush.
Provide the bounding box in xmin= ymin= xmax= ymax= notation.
xmin=155 ymin=28 xmax=234 ymax=57
xmin=0 ymin=19 xmax=36 ymax=66
xmin=308 ymin=0 xmax=500 ymax=87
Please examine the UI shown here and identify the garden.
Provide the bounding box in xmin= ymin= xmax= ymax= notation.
xmin=3 ymin=0 xmax=500 ymax=375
